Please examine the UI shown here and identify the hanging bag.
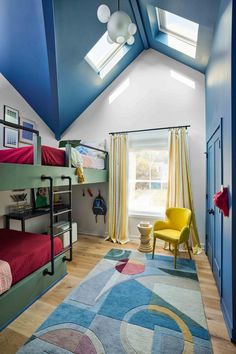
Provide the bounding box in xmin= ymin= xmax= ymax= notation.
xmin=92 ymin=191 xmax=107 ymax=223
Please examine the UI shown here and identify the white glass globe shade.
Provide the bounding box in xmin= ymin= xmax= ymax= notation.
xmin=97 ymin=4 xmax=110 ymax=23
xmin=127 ymin=35 xmax=135 ymax=45
xmin=128 ymin=23 xmax=137 ymax=35
xmin=107 ymin=11 xmax=131 ymax=43
xmin=107 ymin=34 xmax=114 ymax=44
xmin=116 ymin=36 xmax=125 ymax=44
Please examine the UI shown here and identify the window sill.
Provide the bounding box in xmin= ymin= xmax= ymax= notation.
xmin=129 ymin=212 xmax=165 ymax=219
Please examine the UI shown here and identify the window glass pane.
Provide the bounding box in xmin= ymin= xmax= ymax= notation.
xmin=129 ymin=140 xmax=169 ymax=216
xmin=85 ymin=31 xmax=128 ymax=78
xmin=164 ymin=11 xmax=199 ymax=43
xmin=136 ymin=152 xmax=150 ymax=179
xmin=156 ymin=8 xmax=199 ymax=53
xmin=99 ymin=45 xmax=128 ymax=78
xmin=85 ymin=32 xmax=121 ymax=70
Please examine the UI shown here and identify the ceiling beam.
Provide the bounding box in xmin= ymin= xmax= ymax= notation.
xmin=129 ymin=0 xmax=149 ymax=49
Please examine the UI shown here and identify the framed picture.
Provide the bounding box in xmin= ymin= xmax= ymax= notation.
xmin=19 ymin=117 xmax=35 ymax=144
xmin=4 ymin=105 xmax=19 ymax=124
xmin=32 ymin=188 xmax=50 ymax=210
xmin=3 ymin=127 xmax=19 ymax=148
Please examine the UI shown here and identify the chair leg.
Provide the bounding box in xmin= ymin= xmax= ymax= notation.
xmin=152 ymin=236 xmax=156 ymax=259
xmin=186 ymin=242 xmax=192 ymax=260
xmin=174 ymin=244 xmax=177 ymax=269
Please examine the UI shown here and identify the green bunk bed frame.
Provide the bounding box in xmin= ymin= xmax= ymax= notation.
xmin=0 ymin=120 xmax=108 ymax=331
xmin=0 ymin=256 xmax=67 ymax=331
xmin=0 ymin=120 xmax=108 ymax=191
xmin=0 ymin=162 xmax=108 ymax=190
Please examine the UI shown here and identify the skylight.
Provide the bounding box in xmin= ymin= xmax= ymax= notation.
xmin=85 ymin=31 xmax=128 ymax=79
xmin=156 ymin=8 xmax=199 ymax=58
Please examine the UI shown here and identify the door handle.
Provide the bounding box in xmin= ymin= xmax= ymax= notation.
xmin=208 ymin=208 xmax=215 ymax=215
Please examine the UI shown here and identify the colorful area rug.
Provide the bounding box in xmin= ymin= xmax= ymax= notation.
xmin=18 ymin=249 xmax=212 ymax=354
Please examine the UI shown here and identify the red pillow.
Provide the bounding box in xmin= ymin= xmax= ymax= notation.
xmin=213 ymin=187 xmax=229 ymax=217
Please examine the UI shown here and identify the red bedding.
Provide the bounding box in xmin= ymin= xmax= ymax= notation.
xmin=0 ymin=229 xmax=63 ymax=285
xmin=0 ymin=145 xmax=65 ymax=166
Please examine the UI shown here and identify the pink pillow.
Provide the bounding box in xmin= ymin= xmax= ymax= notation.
xmin=0 ymin=260 xmax=12 ymax=295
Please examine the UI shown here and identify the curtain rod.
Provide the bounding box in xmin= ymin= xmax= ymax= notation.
xmin=109 ymin=125 xmax=191 ymax=135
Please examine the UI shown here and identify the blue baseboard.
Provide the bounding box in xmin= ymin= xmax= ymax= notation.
xmin=221 ymin=298 xmax=236 ymax=342
xmin=232 ymin=328 xmax=236 ymax=343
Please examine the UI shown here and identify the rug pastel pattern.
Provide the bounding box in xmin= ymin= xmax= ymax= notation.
xmin=18 ymin=249 xmax=212 ymax=354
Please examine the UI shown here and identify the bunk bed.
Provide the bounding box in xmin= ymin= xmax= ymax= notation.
xmin=0 ymin=119 xmax=109 ymax=331
xmin=0 ymin=119 xmax=109 ymax=190
xmin=0 ymin=229 xmax=66 ymax=330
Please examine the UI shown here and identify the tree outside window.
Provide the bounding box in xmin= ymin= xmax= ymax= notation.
xmin=129 ymin=149 xmax=168 ymax=215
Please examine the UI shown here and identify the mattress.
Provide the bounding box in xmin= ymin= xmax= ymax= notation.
xmin=81 ymin=154 xmax=105 ymax=170
xmin=0 ymin=145 xmax=105 ymax=169
xmin=0 ymin=229 xmax=63 ymax=285
xmin=0 ymin=145 xmax=65 ymax=166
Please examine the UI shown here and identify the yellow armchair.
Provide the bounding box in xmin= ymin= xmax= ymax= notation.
xmin=152 ymin=207 xmax=192 ymax=268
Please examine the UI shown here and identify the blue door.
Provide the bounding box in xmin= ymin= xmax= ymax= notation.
xmin=206 ymin=127 xmax=222 ymax=293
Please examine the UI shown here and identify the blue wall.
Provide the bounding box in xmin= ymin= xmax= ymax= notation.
xmin=231 ymin=0 xmax=236 ymax=340
xmin=205 ymin=0 xmax=235 ymax=340
xmin=0 ymin=0 xmax=58 ymax=133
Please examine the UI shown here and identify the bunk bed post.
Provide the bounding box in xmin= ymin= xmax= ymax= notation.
xmin=33 ymin=135 xmax=42 ymax=165
xmin=65 ymin=143 xmax=71 ymax=167
xmin=105 ymin=152 xmax=109 ymax=171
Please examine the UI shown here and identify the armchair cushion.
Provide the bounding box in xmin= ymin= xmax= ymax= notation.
xmin=153 ymin=220 xmax=171 ymax=231
xmin=154 ymin=229 xmax=181 ymax=243
xmin=166 ymin=208 xmax=191 ymax=231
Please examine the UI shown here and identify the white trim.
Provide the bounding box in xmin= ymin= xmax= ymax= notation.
xmin=129 ymin=212 xmax=164 ymax=218
xmin=78 ymin=231 xmax=107 ymax=238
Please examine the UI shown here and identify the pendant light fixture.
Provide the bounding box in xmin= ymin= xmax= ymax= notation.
xmin=97 ymin=0 xmax=137 ymax=45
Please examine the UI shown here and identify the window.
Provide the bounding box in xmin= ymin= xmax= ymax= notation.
xmin=156 ymin=8 xmax=199 ymax=58
xmin=85 ymin=31 xmax=129 ymax=79
xmin=129 ymin=132 xmax=169 ymax=216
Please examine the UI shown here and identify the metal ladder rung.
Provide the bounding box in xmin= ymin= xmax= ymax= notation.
xmin=55 ymin=246 xmax=72 ymax=259
xmin=53 ymin=228 xmax=71 ymax=238
xmin=53 ymin=209 xmax=72 ymax=217
xmin=53 ymin=190 xmax=72 ymax=195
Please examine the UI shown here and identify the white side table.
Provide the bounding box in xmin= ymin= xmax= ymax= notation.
xmin=137 ymin=224 xmax=153 ymax=253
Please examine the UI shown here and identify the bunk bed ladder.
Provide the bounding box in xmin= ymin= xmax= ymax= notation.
xmin=60 ymin=176 xmax=73 ymax=262
xmin=41 ymin=175 xmax=73 ymax=276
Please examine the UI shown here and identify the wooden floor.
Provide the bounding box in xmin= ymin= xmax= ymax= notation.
xmin=0 ymin=235 xmax=236 ymax=354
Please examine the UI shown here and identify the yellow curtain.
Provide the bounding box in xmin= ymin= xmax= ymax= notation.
xmin=166 ymin=129 xmax=180 ymax=208
xmin=166 ymin=128 xmax=202 ymax=254
xmin=108 ymin=134 xmax=129 ymax=244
